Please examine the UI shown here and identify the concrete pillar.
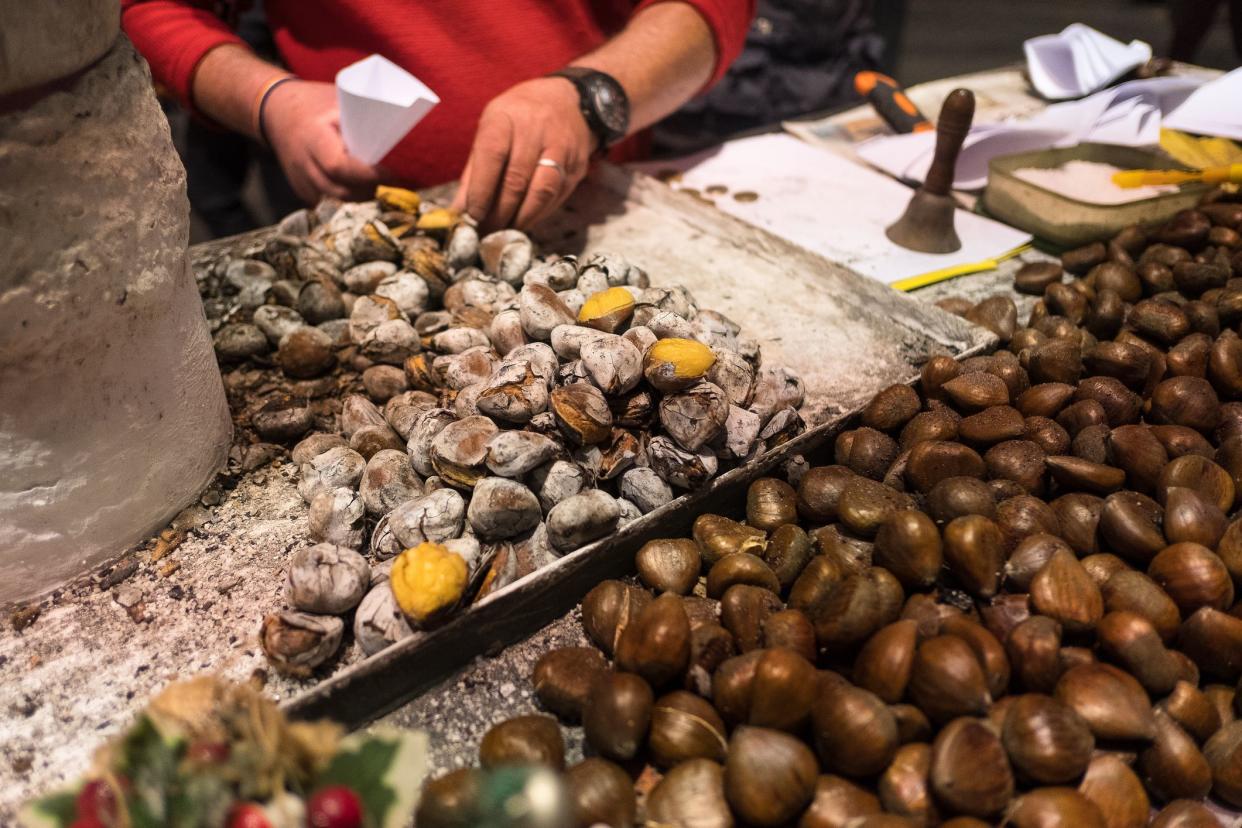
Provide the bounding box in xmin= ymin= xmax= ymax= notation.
xmin=0 ymin=3 xmax=232 ymax=605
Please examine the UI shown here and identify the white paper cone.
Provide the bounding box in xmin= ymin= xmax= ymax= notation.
xmin=336 ymin=54 xmax=440 ymax=165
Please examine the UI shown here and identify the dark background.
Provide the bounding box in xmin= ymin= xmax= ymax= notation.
xmin=180 ymin=0 xmax=1240 ymax=242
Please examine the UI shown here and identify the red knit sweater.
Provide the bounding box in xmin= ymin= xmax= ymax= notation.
xmin=121 ymin=0 xmax=753 ymax=185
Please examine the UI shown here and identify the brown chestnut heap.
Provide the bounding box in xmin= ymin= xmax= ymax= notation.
xmin=417 ymin=196 xmax=1242 ymax=827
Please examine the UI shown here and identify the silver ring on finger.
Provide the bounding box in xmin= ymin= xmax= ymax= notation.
xmin=537 ymin=157 xmax=567 ymax=183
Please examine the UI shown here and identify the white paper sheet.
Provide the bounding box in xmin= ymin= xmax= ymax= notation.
xmin=1025 ymin=24 xmax=1152 ymax=100
xmin=631 ymin=134 xmax=1030 ymax=285
xmin=336 ymin=54 xmax=440 ymax=165
xmin=1164 ymin=68 xmax=1242 ymax=141
xmin=856 ymin=76 xmax=1204 ymax=190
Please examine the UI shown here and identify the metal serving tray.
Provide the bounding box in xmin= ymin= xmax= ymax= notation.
xmin=278 ymin=164 xmax=994 ymax=727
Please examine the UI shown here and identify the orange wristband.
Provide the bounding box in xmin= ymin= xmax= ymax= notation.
xmin=252 ymin=73 xmax=296 ymax=143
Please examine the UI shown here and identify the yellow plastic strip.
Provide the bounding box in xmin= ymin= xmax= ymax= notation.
xmin=890 ymin=243 xmax=1032 ymax=292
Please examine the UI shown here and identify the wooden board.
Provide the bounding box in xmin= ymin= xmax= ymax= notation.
xmin=281 ymin=165 xmax=994 ymax=727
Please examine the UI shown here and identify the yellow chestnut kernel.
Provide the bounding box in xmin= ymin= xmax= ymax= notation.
xmin=578 ymin=287 xmax=636 ymax=332
xmin=375 ymin=185 xmax=422 ymax=213
xmin=415 ymin=207 xmax=460 ymax=231
xmin=390 ymin=541 xmax=468 ymax=624
xmin=648 ymin=338 xmax=716 ymax=378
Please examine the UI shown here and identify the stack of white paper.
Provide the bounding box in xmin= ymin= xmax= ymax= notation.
xmin=856 ymin=76 xmax=1203 ymax=190
xmin=336 ymin=54 xmax=440 ymax=165
xmin=1025 ymin=24 xmax=1152 ymax=100
xmin=631 ymin=134 xmax=1030 ymax=286
xmin=1164 ymin=68 xmax=1242 ymax=141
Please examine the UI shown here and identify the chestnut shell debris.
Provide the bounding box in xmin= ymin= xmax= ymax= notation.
xmin=205 ymin=191 xmax=805 ymax=679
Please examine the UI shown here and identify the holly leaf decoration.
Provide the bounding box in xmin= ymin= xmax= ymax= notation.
xmin=316 ymin=728 xmax=428 ymax=828
xmin=17 ymin=789 xmax=77 ymax=828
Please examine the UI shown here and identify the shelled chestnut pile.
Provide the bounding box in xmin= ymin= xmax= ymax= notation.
xmin=204 ymin=188 xmax=805 ymax=675
xmin=416 ymin=197 xmax=1242 ymax=828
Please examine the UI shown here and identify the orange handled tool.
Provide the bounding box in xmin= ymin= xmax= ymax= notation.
xmin=854 ymin=71 xmax=933 ymax=135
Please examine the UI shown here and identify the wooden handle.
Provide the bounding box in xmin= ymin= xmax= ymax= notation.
xmin=923 ymin=88 xmax=975 ymax=196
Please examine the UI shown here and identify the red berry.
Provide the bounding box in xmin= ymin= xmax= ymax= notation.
xmin=75 ymin=778 xmax=126 ymax=820
xmin=227 ymin=803 xmax=273 ymax=828
xmin=307 ymin=786 xmax=364 ymax=828
xmin=69 ymin=818 xmax=106 ymax=828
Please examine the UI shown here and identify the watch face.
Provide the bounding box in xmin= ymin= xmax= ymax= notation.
xmin=590 ymin=79 xmax=629 ymax=136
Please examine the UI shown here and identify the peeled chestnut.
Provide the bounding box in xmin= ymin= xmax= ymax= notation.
xmin=648 ymin=690 xmax=728 ymax=767
xmin=811 ymin=681 xmax=900 ymax=778
xmin=583 ymin=672 xmax=653 ymax=761
xmin=636 ymin=538 xmax=701 ymax=595
xmin=533 ymin=646 xmax=609 ymax=721
xmin=724 ymin=726 xmax=818 ymax=827
xmin=615 ymin=594 xmax=691 ymax=687
xmin=479 ymin=714 xmax=565 ymax=770
xmin=565 ymin=758 xmax=636 ymax=828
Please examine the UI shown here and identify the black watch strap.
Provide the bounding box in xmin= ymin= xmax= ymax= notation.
xmin=549 ymin=67 xmax=630 ymax=149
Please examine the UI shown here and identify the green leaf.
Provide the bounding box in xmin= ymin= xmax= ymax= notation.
xmin=17 ymin=789 xmax=78 ymax=828
xmin=316 ymin=728 xmax=428 ymax=828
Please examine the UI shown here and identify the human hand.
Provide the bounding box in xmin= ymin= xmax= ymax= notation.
xmin=262 ymin=80 xmax=384 ymax=203
xmin=451 ymin=77 xmax=597 ymax=231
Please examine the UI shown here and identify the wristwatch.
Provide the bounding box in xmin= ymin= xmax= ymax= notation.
xmin=549 ymin=67 xmax=630 ymax=149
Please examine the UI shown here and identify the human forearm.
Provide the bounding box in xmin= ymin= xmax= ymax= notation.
xmin=190 ymin=44 xmax=288 ymax=139
xmin=570 ymin=2 xmax=718 ymax=134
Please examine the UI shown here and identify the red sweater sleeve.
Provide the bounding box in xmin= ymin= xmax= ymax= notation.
xmin=635 ymin=0 xmax=755 ymax=88
xmin=120 ymin=0 xmax=246 ymax=110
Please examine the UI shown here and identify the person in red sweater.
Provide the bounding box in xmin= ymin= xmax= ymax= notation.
xmin=121 ymin=0 xmax=753 ymax=230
